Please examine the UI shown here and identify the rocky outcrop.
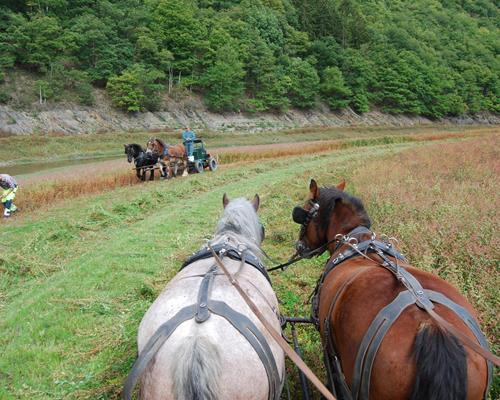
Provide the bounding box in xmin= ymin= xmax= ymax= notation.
xmin=1 ymin=99 xmax=499 ymax=136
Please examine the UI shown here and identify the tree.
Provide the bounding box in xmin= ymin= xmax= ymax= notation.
xmin=283 ymin=57 xmax=319 ymax=108
xmin=320 ymin=66 xmax=351 ymax=110
xmin=340 ymin=49 xmax=374 ymax=113
xmin=6 ymin=13 xmax=67 ymax=72
xmin=107 ymin=64 xmax=164 ymax=112
xmin=201 ymin=45 xmax=245 ymax=111
xmin=68 ymin=13 xmax=132 ymax=84
xmin=146 ymin=0 xmax=207 ymax=75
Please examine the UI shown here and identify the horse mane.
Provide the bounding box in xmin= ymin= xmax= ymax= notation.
xmin=130 ymin=143 xmax=144 ymax=152
xmin=213 ymin=198 xmax=263 ymax=257
xmin=318 ymin=187 xmax=371 ymax=230
xmin=155 ymin=138 xmax=168 ymax=149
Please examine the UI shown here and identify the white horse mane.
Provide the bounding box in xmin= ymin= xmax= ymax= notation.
xmin=212 ymin=198 xmax=263 ymax=257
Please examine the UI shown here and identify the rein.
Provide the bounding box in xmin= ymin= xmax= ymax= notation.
xmin=208 ymin=244 xmax=337 ymax=400
xmin=266 ymin=227 xmax=371 ymax=273
xmin=266 ymin=238 xmax=337 ymax=272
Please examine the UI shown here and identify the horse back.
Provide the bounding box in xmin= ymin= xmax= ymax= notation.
xmin=137 ymin=258 xmax=285 ymax=400
xmin=167 ymin=143 xmax=186 ymax=158
xmin=319 ymin=259 xmax=488 ymax=400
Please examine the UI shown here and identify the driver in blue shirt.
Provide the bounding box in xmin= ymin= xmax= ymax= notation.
xmin=182 ymin=127 xmax=197 ymax=162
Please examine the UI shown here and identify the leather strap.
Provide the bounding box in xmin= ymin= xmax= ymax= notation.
xmin=195 ymin=265 xmax=216 ymax=323
xmin=208 ymin=245 xmax=337 ymax=400
xmin=209 ymin=300 xmax=281 ymax=400
xmin=351 ymin=290 xmax=416 ymax=400
xmin=123 ymin=261 xmax=281 ymax=400
xmin=351 ymin=289 xmax=494 ymax=400
xmin=182 ymin=242 xmax=271 ymax=283
xmin=122 ymin=305 xmax=197 ymax=400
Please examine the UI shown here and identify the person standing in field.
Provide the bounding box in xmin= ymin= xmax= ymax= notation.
xmin=182 ymin=127 xmax=197 ymax=162
xmin=0 ymin=174 xmax=19 ymax=218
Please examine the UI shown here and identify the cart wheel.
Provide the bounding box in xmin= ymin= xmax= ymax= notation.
xmin=195 ymin=160 xmax=204 ymax=173
xmin=208 ymin=157 xmax=218 ymax=171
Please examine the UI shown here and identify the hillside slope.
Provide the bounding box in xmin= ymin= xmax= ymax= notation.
xmin=0 ymin=0 xmax=498 ymax=120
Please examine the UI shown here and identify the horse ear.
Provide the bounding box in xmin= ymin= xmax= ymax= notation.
xmin=251 ymin=194 xmax=260 ymax=212
xmin=223 ymin=193 xmax=230 ymax=208
xmin=336 ymin=180 xmax=346 ymax=191
xmin=309 ymin=179 xmax=319 ymax=199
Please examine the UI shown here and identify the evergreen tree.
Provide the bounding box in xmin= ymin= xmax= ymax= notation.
xmin=201 ymin=45 xmax=245 ymax=111
xmin=320 ymin=66 xmax=351 ymax=110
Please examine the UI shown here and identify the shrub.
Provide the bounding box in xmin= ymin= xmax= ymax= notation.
xmin=107 ymin=64 xmax=164 ymax=112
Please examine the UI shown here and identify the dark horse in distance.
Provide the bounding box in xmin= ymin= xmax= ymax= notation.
xmin=124 ymin=143 xmax=159 ymax=181
xmin=291 ymin=179 xmax=495 ymax=400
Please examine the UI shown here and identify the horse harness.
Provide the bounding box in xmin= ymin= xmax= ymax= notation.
xmin=122 ymin=241 xmax=281 ymax=400
xmin=312 ymin=226 xmax=493 ymax=400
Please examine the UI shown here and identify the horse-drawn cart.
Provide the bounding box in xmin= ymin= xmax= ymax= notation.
xmin=126 ymin=138 xmax=219 ymax=181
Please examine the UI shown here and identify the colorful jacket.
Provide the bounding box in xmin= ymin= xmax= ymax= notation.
xmin=0 ymin=174 xmax=17 ymax=190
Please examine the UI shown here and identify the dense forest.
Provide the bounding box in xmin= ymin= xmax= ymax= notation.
xmin=0 ymin=0 xmax=498 ymax=117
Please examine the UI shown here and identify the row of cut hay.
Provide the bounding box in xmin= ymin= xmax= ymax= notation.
xmin=216 ymin=129 xmax=486 ymax=164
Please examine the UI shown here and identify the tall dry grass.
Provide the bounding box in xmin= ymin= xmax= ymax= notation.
xmin=15 ymin=171 xmax=141 ymax=213
xmin=347 ymin=135 xmax=499 ymax=340
xmin=216 ymin=129 xmax=487 ymax=164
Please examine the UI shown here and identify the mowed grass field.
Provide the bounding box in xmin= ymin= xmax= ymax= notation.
xmin=0 ymin=126 xmax=498 ymax=399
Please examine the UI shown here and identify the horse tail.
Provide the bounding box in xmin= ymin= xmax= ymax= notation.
xmin=172 ymin=335 xmax=222 ymax=400
xmin=410 ymin=322 xmax=467 ymax=400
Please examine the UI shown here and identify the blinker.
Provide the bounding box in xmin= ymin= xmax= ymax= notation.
xmin=292 ymin=206 xmax=309 ymax=225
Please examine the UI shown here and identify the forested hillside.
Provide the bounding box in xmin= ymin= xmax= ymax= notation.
xmin=0 ymin=0 xmax=498 ymax=118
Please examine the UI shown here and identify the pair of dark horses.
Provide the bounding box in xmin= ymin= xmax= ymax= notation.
xmin=124 ymin=143 xmax=159 ymax=181
xmin=290 ymin=179 xmax=495 ymax=400
xmin=124 ymin=138 xmax=186 ymax=181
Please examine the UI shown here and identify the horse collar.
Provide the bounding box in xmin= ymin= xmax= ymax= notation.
xmin=181 ymin=241 xmax=271 ymax=283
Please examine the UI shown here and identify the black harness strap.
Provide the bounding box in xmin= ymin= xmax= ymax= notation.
xmin=316 ymin=226 xmax=492 ymax=400
xmin=122 ymin=304 xmax=197 ymax=400
xmin=182 ymin=242 xmax=271 ymax=283
xmin=351 ymin=289 xmax=493 ymax=400
xmin=311 ymin=236 xmax=406 ymax=323
xmin=209 ymin=300 xmax=281 ymax=400
xmin=123 ymin=252 xmax=280 ymax=400
xmin=351 ymin=290 xmax=416 ymax=400
xmin=195 ymin=265 xmax=217 ymax=323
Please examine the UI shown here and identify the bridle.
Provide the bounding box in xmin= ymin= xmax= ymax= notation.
xmin=146 ymin=138 xmax=158 ymax=155
xmin=292 ymin=199 xmax=321 ymax=256
xmin=267 ymin=200 xmax=333 ymax=273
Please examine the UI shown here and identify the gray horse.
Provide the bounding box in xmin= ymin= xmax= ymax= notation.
xmin=124 ymin=194 xmax=285 ymax=400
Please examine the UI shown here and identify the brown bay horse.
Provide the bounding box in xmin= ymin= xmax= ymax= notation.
xmin=146 ymin=138 xmax=187 ymax=178
xmin=291 ymin=179 xmax=495 ymax=400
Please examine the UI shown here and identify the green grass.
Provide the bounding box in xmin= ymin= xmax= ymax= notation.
xmin=0 ymin=132 xmax=498 ymax=399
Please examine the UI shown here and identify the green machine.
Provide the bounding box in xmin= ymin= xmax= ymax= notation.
xmin=188 ymin=139 xmax=218 ymax=173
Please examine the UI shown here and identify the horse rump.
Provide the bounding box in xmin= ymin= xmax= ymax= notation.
xmin=172 ymin=335 xmax=222 ymax=400
xmin=410 ymin=322 xmax=467 ymax=400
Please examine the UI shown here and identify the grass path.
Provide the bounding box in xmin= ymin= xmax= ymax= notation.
xmin=1 ymin=133 xmax=498 ymax=399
